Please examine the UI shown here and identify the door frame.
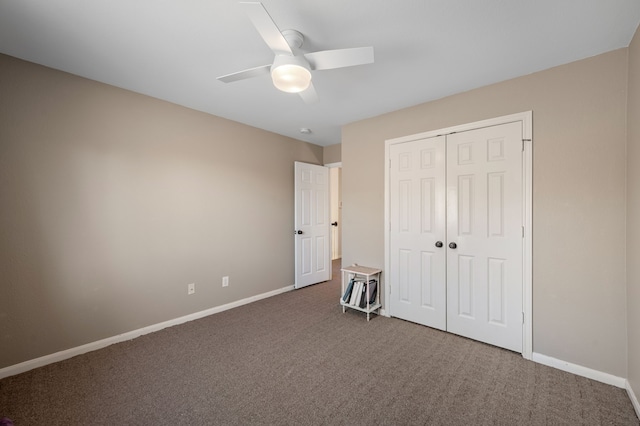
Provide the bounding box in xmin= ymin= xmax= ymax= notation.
xmin=383 ymin=111 xmax=533 ymax=360
xmin=325 ymin=162 xmax=342 ymax=261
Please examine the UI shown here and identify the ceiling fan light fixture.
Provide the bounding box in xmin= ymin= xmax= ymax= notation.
xmin=271 ymin=56 xmax=311 ymax=93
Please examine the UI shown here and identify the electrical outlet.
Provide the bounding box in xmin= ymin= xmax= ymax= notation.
xmin=222 ymin=276 xmax=229 ymax=287
xmin=188 ymin=283 xmax=195 ymax=295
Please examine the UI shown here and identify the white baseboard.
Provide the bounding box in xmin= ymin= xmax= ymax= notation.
xmin=627 ymin=380 xmax=640 ymax=419
xmin=0 ymin=285 xmax=295 ymax=380
xmin=532 ymin=352 xmax=626 ymax=388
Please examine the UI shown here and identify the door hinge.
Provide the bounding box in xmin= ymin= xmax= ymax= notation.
xmin=522 ymin=312 xmax=525 ymax=324
xmin=522 ymin=226 xmax=525 ymax=238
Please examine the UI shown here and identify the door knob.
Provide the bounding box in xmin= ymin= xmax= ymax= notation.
xmin=435 ymin=241 xmax=443 ymax=248
xmin=295 ymin=230 xmax=303 ymax=235
xmin=331 ymin=222 xmax=338 ymax=227
xmin=449 ymin=242 xmax=457 ymax=249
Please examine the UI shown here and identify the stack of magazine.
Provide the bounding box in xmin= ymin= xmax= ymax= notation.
xmin=341 ymin=278 xmax=378 ymax=309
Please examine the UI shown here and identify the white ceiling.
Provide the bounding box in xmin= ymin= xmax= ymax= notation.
xmin=1 ymin=1 xmax=639 ymax=147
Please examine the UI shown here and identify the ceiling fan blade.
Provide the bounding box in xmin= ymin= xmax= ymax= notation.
xmin=217 ymin=64 xmax=271 ymax=83
xmin=298 ymin=82 xmax=318 ymax=104
xmin=240 ymin=2 xmax=292 ymax=55
xmin=304 ymin=47 xmax=374 ymax=71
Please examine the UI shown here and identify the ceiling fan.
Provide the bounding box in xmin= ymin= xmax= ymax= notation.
xmin=216 ymin=1 xmax=374 ymax=103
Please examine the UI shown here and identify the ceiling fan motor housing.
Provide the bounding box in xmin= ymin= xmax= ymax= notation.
xmin=281 ymin=29 xmax=304 ymax=49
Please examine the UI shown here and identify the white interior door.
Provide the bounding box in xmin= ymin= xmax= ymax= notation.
xmin=294 ymin=162 xmax=331 ymax=288
xmin=446 ymin=122 xmax=523 ymax=352
xmin=387 ymin=122 xmax=524 ymax=353
xmin=389 ymin=136 xmax=447 ymax=330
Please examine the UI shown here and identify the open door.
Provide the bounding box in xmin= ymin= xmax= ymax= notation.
xmin=294 ymin=162 xmax=331 ymax=288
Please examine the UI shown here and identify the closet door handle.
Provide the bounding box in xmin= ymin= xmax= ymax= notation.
xmin=435 ymin=241 xmax=443 ymax=248
xmin=449 ymin=242 xmax=457 ymax=249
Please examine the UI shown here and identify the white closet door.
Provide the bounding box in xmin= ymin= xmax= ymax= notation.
xmin=389 ymin=136 xmax=447 ymax=330
xmin=446 ymin=122 xmax=523 ymax=352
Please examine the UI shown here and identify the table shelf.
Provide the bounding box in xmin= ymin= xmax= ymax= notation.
xmin=340 ymin=265 xmax=382 ymax=321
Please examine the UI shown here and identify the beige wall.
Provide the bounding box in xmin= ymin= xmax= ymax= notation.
xmin=342 ymin=49 xmax=629 ymax=377
xmin=0 ymin=54 xmax=323 ymax=369
xmin=627 ymin=26 xmax=640 ymax=401
xmin=323 ymin=143 xmax=341 ymax=164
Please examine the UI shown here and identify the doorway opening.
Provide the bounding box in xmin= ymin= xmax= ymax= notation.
xmin=328 ymin=163 xmax=342 ymax=262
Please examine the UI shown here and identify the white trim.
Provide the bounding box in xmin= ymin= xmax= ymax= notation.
xmin=386 ymin=112 xmax=533 ymax=145
xmin=327 ymin=163 xmax=342 ymax=261
xmin=522 ymin=113 xmax=533 ymax=360
xmin=384 ymin=111 xmax=533 ymax=360
xmin=532 ymin=352 xmax=626 ymax=388
xmin=0 ymin=285 xmax=295 ymax=380
xmin=627 ymin=380 xmax=640 ymax=419
xmin=384 ymin=140 xmax=391 ymax=324
xmin=324 ymin=161 xmax=342 ymax=168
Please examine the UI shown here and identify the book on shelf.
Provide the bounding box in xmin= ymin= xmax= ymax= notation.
xmin=356 ymin=281 xmax=366 ymax=307
xmin=358 ymin=281 xmax=368 ymax=308
xmin=349 ymin=281 xmax=361 ymax=305
xmin=358 ymin=281 xmax=366 ymax=306
xmin=342 ymin=277 xmax=379 ymax=309
xmin=342 ymin=278 xmax=355 ymax=303
xmin=367 ymin=279 xmax=378 ymax=305
xmin=352 ymin=281 xmax=364 ymax=306
xmin=358 ymin=279 xmax=375 ymax=308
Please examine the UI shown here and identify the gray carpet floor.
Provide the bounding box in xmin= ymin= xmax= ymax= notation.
xmin=1 ymin=260 xmax=638 ymax=425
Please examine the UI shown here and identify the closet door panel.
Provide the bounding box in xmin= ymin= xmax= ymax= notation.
xmin=389 ymin=136 xmax=446 ymax=330
xmin=446 ymin=122 xmax=523 ymax=353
